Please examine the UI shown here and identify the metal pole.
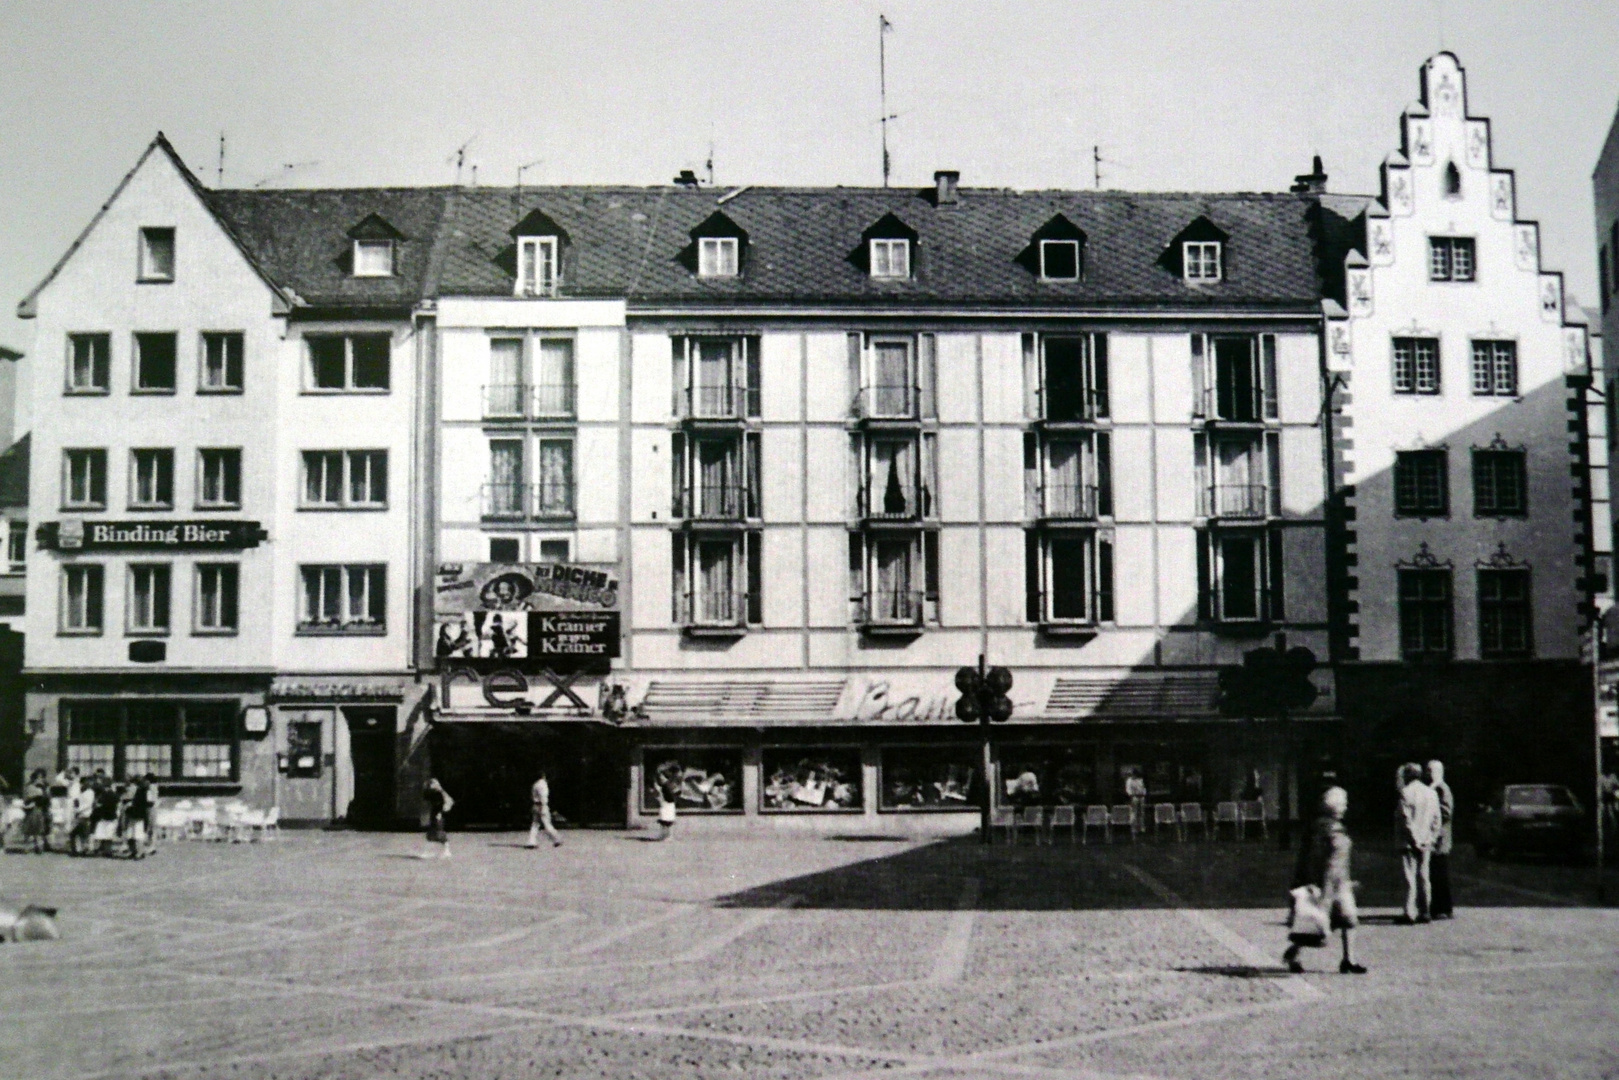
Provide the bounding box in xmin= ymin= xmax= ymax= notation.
xmin=1594 ymin=615 xmax=1606 ymax=902
xmin=979 ymin=653 xmax=992 ymax=845
xmin=878 ymin=15 xmax=891 ymax=188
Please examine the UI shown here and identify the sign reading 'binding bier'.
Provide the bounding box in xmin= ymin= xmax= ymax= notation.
xmin=38 ymin=519 xmax=268 ymax=551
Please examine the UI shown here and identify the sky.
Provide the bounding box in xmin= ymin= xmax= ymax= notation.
xmin=1 ymin=0 xmax=1617 ymax=353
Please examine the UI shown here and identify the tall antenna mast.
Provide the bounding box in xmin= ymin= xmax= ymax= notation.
xmin=217 ymin=132 xmax=226 ymax=187
xmin=1093 ymin=145 xmax=1101 ymax=190
xmin=706 ymin=137 xmax=715 ymax=187
xmin=879 ymin=14 xmax=895 ymax=187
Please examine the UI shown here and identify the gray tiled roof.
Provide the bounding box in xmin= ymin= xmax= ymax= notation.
xmin=204 ymin=184 xmax=1324 ymax=313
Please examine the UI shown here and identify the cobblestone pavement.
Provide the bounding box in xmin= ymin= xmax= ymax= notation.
xmin=1 ymin=829 xmax=1616 ymax=1080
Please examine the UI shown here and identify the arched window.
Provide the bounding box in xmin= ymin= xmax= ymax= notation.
xmin=1443 ymin=161 xmax=1462 ymax=198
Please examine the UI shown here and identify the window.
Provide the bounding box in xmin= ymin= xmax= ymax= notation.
xmin=535 ymin=438 xmax=573 ymax=517
xmin=537 ymin=538 xmax=570 ymax=562
xmin=138 ymin=227 xmax=175 ymax=282
xmin=858 ymin=433 xmax=936 ymax=521
xmin=1473 ymin=450 xmax=1526 ymax=516
xmin=1443 ymin=161 xmax=1462 ymax=198
xmin=673 ymin=336 xmax=760 ymax=418
xmin=129 ymin=449 xmax=175 ymax=509
xmin=1478 ymin=568 xmax=1531 ymax=658
xmin=516 ymin=236 xmax=559 ymax=297
xmin=1392 ymin=337 xmax=1441 ymax=394
xmin=1026 ymin=531 xmax=1114 ymax=625
xmin=63 ymin=449 xmax=107 ymax=509
xmin=1197 ymin=528 xmax=1283 ymax=623
xmin=848 ymin=531 xmax=936 ymax=628
xmin=1036 ymin=334 xmax=1109 ymax=421
xmin=298 ymin=564 xmax=386 ymax=633
xmin=1039 ymin=239 xmax=1080 ymax=281
xmin=1398 ymin=568 xmax=1452 ymax=659
xmin=672 ymin=532 xmax=761 ymax=628
xmin=200 ymin=333 xmax=244 ymax=392
xmin=698 ymin=236 xmax=739 ymax=277
xmin=870 ymin=238 xmax=910 ymax=279
xmin=62 ymin=700 xmax=238 ymax=782
xmin=286 ymin=718 xmax=323 ymax=778
xmin=7 ymin=521 xmax=26 ymax=574
xmin=302 ymin=450 xmax=387 ymax=508
xmin=1035 ymin=432 xmax=1111 ymax=519
xmin=488 ymin=537 xmax=521 ymax=563
xmin=195 ymin=563 xmax=239 ymax=634
xmin=534 ymin=339 xmax=574 ymax=415
xmin=1197 ymin=433 xmax=1270 ymax=518
xmin=127 ymin=564 xmax=171 ymax=635
xmin=1393 ymin=450 xmax=1448 ymax=517
xmin=870 ymin=339 xmax=916 ymax=418
xmin=197 ymin=449 xmax=242 ymax=509
xmin=306 ymin=334 xmax=390 ymax=391
xmin=66 ymin=333 xmax=110 ymax=393
xmin=1197 ymin=335 xmax=1273 ymax=421
xmin=1428 ymin=236 xmax=1476 ymax=282
xmin=352 ymin=239 xmax=394 ymax=277
xmin=484 ymin=439 xmax=526 ymax=518
xmin=673 ymin=431 xmax=760 ymax=519
xmin=60 ymin=564 xmax=103 ymax=633
xmin=1183 ymin=241 xmax=1222 ymax=282
xmin=133 ymin=333 xmax=178 ymax=392
xmin=1470 ymin=340 xmax=1517 ymax=396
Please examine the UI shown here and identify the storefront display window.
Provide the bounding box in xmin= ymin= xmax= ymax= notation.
xmin=61 ymin=699 xmax=241 ymax=782
xmin=880 ymin=746 xmax=976 ymax=811
xmin=642 ymin=748 xmax=742 ymax=813
xmin=1114 ymin=743 xmax=1206 ymax=804
xmin=999 ymin=745 xmax=1097 ymax=807
xmin=761 ymin=748 xmax=862 ymax=811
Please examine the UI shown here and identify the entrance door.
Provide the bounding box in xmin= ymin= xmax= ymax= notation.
xmin=343 ymin=707 xmax=396 ymax=829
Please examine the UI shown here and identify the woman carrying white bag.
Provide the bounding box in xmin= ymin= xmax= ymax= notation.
xmin=1284 ymin=786 xmax=1366 ymax=974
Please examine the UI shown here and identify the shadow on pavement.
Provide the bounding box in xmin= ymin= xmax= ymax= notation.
xmin=715 ymin=834 xmax=1609 ymax=911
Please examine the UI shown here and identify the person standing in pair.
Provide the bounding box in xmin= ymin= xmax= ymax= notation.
xmin=526 ymin=769 xmax=562 ymax=849
xmin=1425 ymin=760 xmax=1454 ymax=919
xmin=1396 ymin=763 xmax=1441 ymax=924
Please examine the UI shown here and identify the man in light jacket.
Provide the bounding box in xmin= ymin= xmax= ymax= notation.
xmin=1397 ymin=762 xmax=1442 ymax=923
xmin=1425 ymin=760 xmax=1454 ymax=919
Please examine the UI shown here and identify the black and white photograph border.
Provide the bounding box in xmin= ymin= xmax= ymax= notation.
xmin=0 ymin=3 xmax=1617 ymax=1078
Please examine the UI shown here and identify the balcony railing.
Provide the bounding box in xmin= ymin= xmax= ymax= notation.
xmin=859 ymin=589 xmax=926 ymax=629
xmin=483 ymin=384 xmax=576 ymax=420
xmin=859 ymin=481 xmax=932 ymax=521
xmin=680 ymin=384 xmax=748 ymax=420
xmin=481 ymin=482 xmax=576 ymax=520
xmin=852 ymin=384 xmax=920 ymax=421
xmin=678 ymin=590 xmax=751 ymax=630
xmin=1039 ymin=482 xmax=1099 ymax=520
xmin=676 ymin=482 xmax=755 ymax=521
xmin=1200 ymin=483 xmax=1269 ymax=519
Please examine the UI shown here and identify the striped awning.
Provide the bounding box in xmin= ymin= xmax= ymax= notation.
xmin=1044 ymin=673 xmax=1221 ymax=719
xmin=636 ymin=679 xmax=847 ymax=725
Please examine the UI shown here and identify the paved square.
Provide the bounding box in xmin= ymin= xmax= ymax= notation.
xmin=1 ymin=830 xmax=1616 ymax=1079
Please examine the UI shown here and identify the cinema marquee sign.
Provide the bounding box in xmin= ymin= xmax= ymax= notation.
xmin=38 ymin=519 xmax=268 ymax=552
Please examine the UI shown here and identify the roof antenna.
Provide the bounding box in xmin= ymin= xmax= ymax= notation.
xmin=217 ymin=132 xmax=225 ymax=187
xmin=446 ymin=133 xmax=478 ymax=186
xmin=879 ymin=14 xmax=897 ymax=187
xmin=515 ymin=159 xmax=544 ymax=212
xmin=1093 ymin=145 xmax=1101 ymax=190
xmin=706 ymin=131 xmax=715 ymax=188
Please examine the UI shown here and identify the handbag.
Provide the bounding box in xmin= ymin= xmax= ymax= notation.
xmin=1288 ymin=885 xmax=1329 ymax=945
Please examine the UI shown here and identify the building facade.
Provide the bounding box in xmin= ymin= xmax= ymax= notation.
xmin=1322 ymin=54 xmax=1602 ymax=817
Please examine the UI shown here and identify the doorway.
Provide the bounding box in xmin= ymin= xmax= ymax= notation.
xmin=343 ymin=706 xmax=396 ymax=829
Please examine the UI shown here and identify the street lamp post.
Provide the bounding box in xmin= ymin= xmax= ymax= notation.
xmin=956 ymin=655 xmax=1013 ymax=845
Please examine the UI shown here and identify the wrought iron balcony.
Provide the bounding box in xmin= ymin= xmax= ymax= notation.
xmin=858 ymin=481 xmax=932 ymax=522
xmin=482 ymin=383 xmax=576 ymax=420
xmin=1200 ymin=483 xmax=1269 ymax=519
xmin=1039 ymin=482 xmax=1099 ymax=521
xmin=852 ymin=384 xmax=920 ymax=422
xmin=480 ymin=481 xmax=575 ymax=520
xmin=675 ymin=482 xmax=754 ymax=522
xmin=677 ymin=590 xmax=751 ymax=632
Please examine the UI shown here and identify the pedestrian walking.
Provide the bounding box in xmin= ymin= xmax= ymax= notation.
xmin=1425 ymin=760 xmax=1454 ymax=919
xmin=70 ymin=772 xmax=96 ymax=856
xmin=1125 ymin=770 xmax=1147 ymax=836
xmin=526 ymin=769 xmax=562 ymax=848
xmin=126 ymin=775 xmax=155 ymax=859
xmin=21 ymin=770 xmax=49 ymax=854
xmin=1284 ymin=786 xmax=1366 ymax=974
xmin=90 ymin=776 xmax=120 ymax=856
xmin=1396 ymin=762 xmax=1441 ymax=924
xmin=417 ymin=778 xmax=454 ymax=859
xmin=654 ymin=762 xmax=680 ymax=841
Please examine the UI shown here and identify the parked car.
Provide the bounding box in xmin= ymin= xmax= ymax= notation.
xmin=1474 ymin=784 xmax=1586 ymax=860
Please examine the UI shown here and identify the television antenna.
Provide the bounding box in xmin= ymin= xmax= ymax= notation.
xmin=878 ymin=14 xmax=897 ymax=187
xmin=446 ymin=133 xmax=479 ymax=185
xmin=251 ymin=161 xmax=319 ymax=188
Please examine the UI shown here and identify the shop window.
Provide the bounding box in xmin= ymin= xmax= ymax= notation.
xmin=61 ymin=699 xmax=240 ymax=782
xmin=998 ymin=746 xmax=1098 ymax=807
xmin=760 ymin=748 xmax=863 ymax=811
xmin=879 ymin=746 xmax=977 ymax=811
xmin=66 ymin=333 xmax=110 ymax=393
xmin=286 ymin=719 xmax=323 ymax=778
xmin=642 ymin=748 xmax=742 ymax=813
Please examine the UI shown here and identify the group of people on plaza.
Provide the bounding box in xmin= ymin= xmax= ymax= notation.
xmin=1283 ymin=758 xmax=1455 ymax=975
xmin=415 ymin=768 xmax=565 ymax=859
xmin=2 ymin=767 xmax=156 ymax=859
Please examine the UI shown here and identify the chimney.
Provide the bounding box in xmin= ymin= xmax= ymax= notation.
xmin=673 ymin=168 xmax=701 ymax=189
xmin=934 ymin=170 xmax=960 ymax=205
xmin=1290 ymin=154 xmax=1328 ymax=195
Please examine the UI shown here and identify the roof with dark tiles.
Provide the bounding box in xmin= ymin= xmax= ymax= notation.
xmin=204 ymin=187 xmax=453 ymax=312
xmin=0 ymin=434 xmax=29 ymax=509
xmin=201 ymin=184 xmax=1324 ymax=313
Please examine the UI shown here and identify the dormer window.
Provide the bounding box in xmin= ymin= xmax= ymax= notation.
xmin=870 ymin=238 xmax=910 ymax=279
xmin=352 ymin=239 xmax=394 ymax=278
xmin=1040 ymin=240 xmax=1080 ymax=281
xmin=1183 ymin=242 xmax=1222 ymax=282
xmin=517 ymin=236 xmax=558 ymax=297
xmin=699 ymin=237 xmax=739 ymax=278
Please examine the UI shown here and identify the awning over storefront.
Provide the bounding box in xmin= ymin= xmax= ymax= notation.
xmin=632 ymin=678 xmax=847 ymax=726
xmin=1045 ymin=673 xmax=1220 ymax=719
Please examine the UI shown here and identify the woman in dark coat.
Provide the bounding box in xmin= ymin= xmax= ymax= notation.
xmin=21 ymin=770 xmax=49 ymax=854
xmin=1285 ymin=786 xmax=1366 ymax=974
